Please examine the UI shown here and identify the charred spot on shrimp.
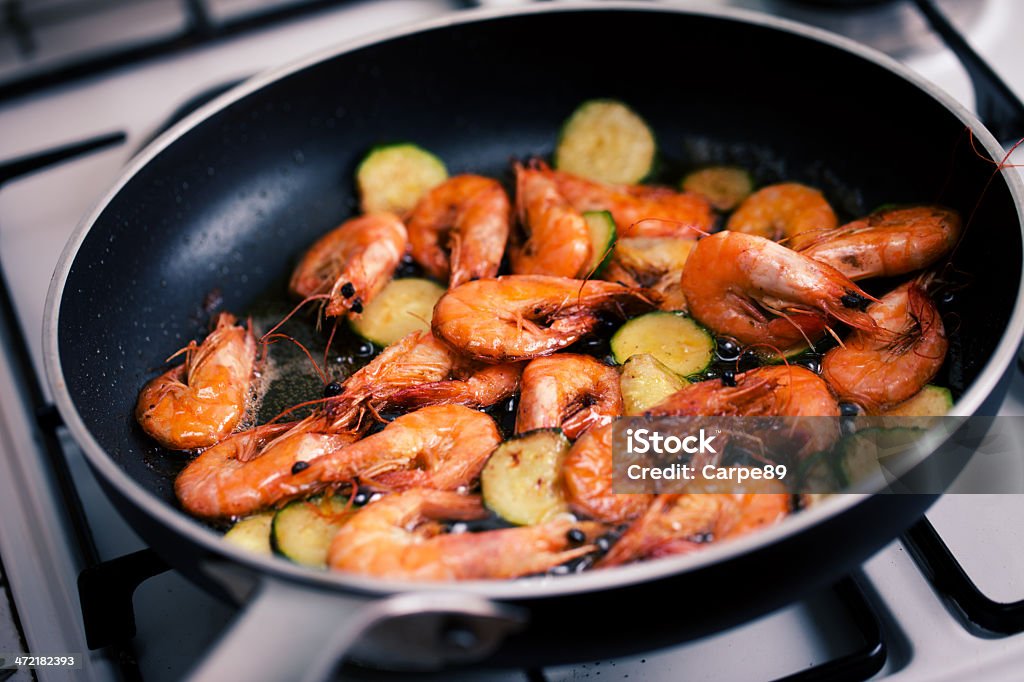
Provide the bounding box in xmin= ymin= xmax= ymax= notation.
xmin=840 ymin=291 xmax=871 ymax=311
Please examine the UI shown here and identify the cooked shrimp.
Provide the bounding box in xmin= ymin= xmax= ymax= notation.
xmin=679 ymin=231 xmax=877 ymax=350
xmin=791 ymin=206 xmax=961 ymax=281
xmin=327 ymin=488 xmax=604 ymax=580
xmin=599 ymin=476 xmax=791 ymax=567
xmin=602 ymin=237 xmax=694 ymax=311
xmin=822 ymin=279 xmax=947 ymax=410
xmin=136 ymin=312 xmax=256 ymax=451
xmin=176 ymin=405 xmax=499 ymax=518
xmin=511 ymin=162 xmax=592 ymax=278
xmin=650 ymin=365 xmax=840 ymax=418
xmin=407 ymin=174 xmax=511 ymax=287
xmin=726 ymin=182 xmax=837 ymax=241
xmin=564 ymin=423 xmax=654 ymax=524
xmin=547 ymin=165 xmax=713 ymax=238
xmin=650 ymin=365 xmax=840 ymax=458
xmin=330 ymin=331 xmax=520 ymax=418
xmin=516 ymin=354 xmax=622 ymax=440
xmin=432 ymin=275 xmax=651 ymax=362
xmin=175 ymin=418 xmax=358 ymax=518
xmin=388 ymin=361 xmax=523 ymax=409
xmin=328 ymin=331 xmax=455 ymax=422
xmin=289 ymin=213 xmax=407 ymax=317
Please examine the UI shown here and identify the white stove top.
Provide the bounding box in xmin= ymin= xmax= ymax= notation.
xmin=1 ymin=1 xmax=1023 ymax=680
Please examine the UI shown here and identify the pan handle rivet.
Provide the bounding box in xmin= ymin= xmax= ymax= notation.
xmin=441 ymin=621 xmax=479 ymax=652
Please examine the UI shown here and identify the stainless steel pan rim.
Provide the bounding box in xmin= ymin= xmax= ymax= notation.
xmin=43 ymin=0 xmax=1024 ymax=600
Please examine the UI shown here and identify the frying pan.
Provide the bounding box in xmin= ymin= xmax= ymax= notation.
xmin=43 ymin=3 xmax=1024 ymax=679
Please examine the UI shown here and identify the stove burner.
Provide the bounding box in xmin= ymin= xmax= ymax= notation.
xmin=904 ymin=519 xmax=1024 ymax=635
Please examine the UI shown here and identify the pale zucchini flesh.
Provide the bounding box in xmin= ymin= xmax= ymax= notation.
xmin=681 ymin=166 xmax=754 ymax=211
xmin=357 ymin=143 xmax=448 ymax=215
xmin=271 ymin=496 xmax=353 ymax=568
xmin=620 ymin=353 xmax=688 ymax=416
xmin=224 ymin=513 xmax=274 ymax=556
xmin=583 ymin=210 xmax=617 ymax=275
xmin=839 ymin=427 xmax=923 ymax=488
xmin=350 ymin=277 xmax=445 ymax=346
xmin=555 ymin=99 xmax=656 ymax=185
xmin=611 ymin=312 xmax=715 ymax=377
xmin=482 ymin=429 xmax=571 ymax=526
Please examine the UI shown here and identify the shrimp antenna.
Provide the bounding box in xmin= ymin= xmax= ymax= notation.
xmin=260 ymin=293 xmax=331 ymax=344
xmin=945 ymin=130 xmax=1024 ymax=263
xmin=262 ymin=332 xmax=328 ymax=384
xmin=321 ymin=317 xmax=341 ymax=381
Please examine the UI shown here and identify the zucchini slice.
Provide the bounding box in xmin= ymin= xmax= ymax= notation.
xmin=482 ymin=429 xmax=571 ymax=526
xmin=883 ymin=385 xmax=953 ymax=417
xmin=271 ymin=496 xmax=353 ymax=568
xmin=356 ymin=143 xmax=448 ymax=215
xmin=583 ymin=210 xmax=617 ymax=275
xmin=224 ymin=513 xmax=274 ymax=556
xmin=839 ymin=427 xmax=924 ymax=488
xmin=350 ymin=277 xmax=445 ymax=346
xmin=681 ymin=166 xmax=754 ymax=212
xmin=620 ymin=353 xmax=688 ymax=416
xmin=555 ymin=99 xmax=656 ymax=184
xmin=610 ymin=312 xmax=714 ymax=377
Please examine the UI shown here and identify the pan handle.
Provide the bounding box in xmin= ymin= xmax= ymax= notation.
xmin=186 ymin=578 xmax=528 ymax=681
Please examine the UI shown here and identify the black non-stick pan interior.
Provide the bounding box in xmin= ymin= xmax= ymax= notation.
xmin=57 ymin=8 xmax=1021 ymax=510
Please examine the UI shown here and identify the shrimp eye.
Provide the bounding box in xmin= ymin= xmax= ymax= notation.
xmin=323 ymin=381 xmax=344 ymax=398
xmin=566 ymin=528 xmax=587 ymax=546
xmin=840 ymin=291 xmax=871 ymax=311
xmin=291 ymin=460 xmax=310 ymax=474
xmin=721 ymin=369 xmax=737 ymax=387
xmin=340 ymin=282 xmax=356 ymax=298
xmin=350 ymin=297 xmax=364 ymax=314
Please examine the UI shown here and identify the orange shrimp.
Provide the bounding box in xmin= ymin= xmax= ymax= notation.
xmin=174 ymin=418 xmax=358 ymax=518
xmin=407 ymin=174 xmax=511 ymax=287
xmin=511 ymin=162 xmax=592 ymax=278
xmin=289 ymin=213 xmax=406 ymax=317
xmin=598 ymin=476 xmax=791 ymax=568
xmin=175 ymin=405 xmax=499 ymax=518
xmin=327 ymin=488 xmax=604 ymax=580
xmin=602 ymin=237 xmax=694 ymax=311
xmin=726 ymin=182 xmax=837 ymax=241
xmin=791 ymin=206 xmax=961 ymax=281
xmin=679 ymin=231 xmax=877 ymax=351
xmin=516 ymin=354 xmax=622 ymax=440
xmin=387 ymin=361 xmax=523 ymax=409
xmin=650 ymin=365 xmax=840 ymax=418
xmin=329 ymin=331 xmax=520 ymax=418
xmin=650 ymin=365 xmax=841 ymax=458
xmin=431 ymin=275 xmax=653 ymax=363
xmin=822 ymin=280 xmax=947 ymax=410
xmin=136 ymin=312 xmax=256 ymax=451
xmin=563 ymin=423 xmax=654 ymax=524
xmin=546 ymin=165 xmax=713 ymax=238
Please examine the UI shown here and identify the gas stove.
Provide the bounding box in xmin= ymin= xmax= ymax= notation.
xmin=0 ymin=1 xmax=1023 ymax=680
